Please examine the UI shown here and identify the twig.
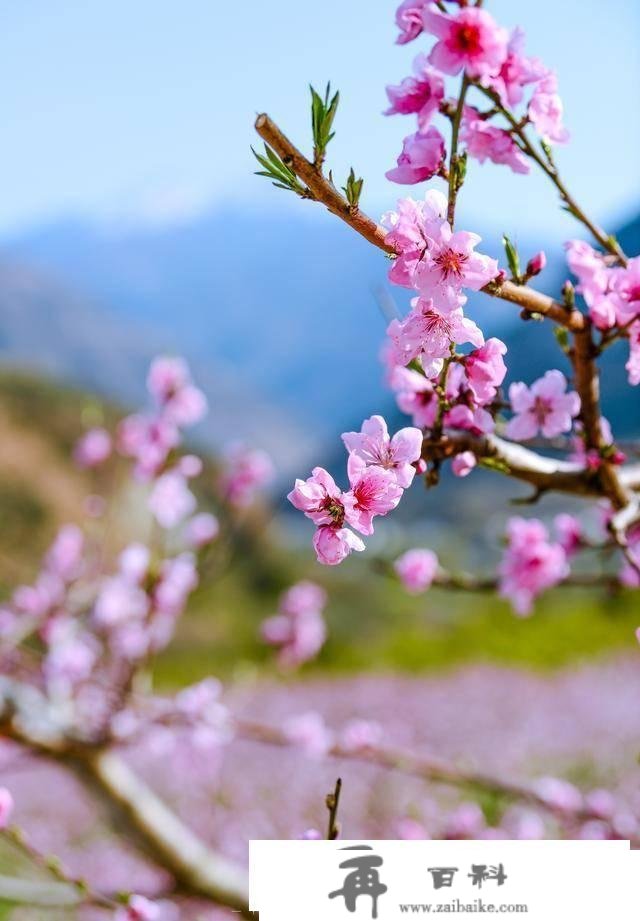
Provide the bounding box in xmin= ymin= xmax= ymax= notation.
xmin=255 ymin=114 xmax=388 ymax=252
xmin=474 ymin=86 xmax=627 ymax=266
xmin=236 ymin=720 xmax=635 ymax=839
xmin=326 ymin=778 xmax=343 ymax=840
xmin=0 ymin=680 xmax=251 ymax=917
xmin=1 ymin=824 xmax=117 ymax=911
xmin=254 ymin=112 xmax=586 ymax=332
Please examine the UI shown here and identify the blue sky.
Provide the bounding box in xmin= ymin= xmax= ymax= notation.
xmin=1 ymin=0 xmax=639 ymax=240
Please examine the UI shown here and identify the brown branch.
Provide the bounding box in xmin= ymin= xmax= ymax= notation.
xmin=0 ymin=679 xmax=250 ymax=915
xmin=237 ymin=720 xmax=633 ymax=837
xmin=254 ymin=113 xmax=586 ymax=331
xmin=255 ymin=114 xmax=390 ymax=252
xmin=325 ymin=777 xmax=343 ymax=840
xmin=571 ymin=326 xmax=632 ymax=511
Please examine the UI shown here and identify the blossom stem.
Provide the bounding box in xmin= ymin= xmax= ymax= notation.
xmin=475 ymin=86 xmax=627 ymax=265
xmin=447 ymin=73 xmax=470 ymax=226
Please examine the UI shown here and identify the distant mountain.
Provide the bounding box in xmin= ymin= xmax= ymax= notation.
xmin=2 ymin=205 xmax=638 ymax=481
xmin=0 ymin=259 xmax=316 ymax=475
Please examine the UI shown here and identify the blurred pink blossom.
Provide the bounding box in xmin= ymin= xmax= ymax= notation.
xmin=73 ymin=427 xmax=112 ymax=468
xmin=394 ymin=548 xmax=439 ymax=594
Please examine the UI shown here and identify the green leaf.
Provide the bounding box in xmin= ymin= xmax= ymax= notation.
xmin=479 ymin=456 xmax=510 ymax=475
xmin=310 ymin=82 xmax=340 ymax=165
xmin=553 ymin=326 xmax=570 ymax=353
xmin=342 ymin=167 xmax=364 ymax=208
xmin=251 ymin=144 xmax=306 ymax=196
xmin=502 ymin=234 xmax=521 ymax=281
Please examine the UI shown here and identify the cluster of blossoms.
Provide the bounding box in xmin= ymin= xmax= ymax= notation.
xmin=387 ymin=2 xmax=568 ymax=185
xmin=288 ymin=416 xmax=423 ymax=564
xmin=566 ymin=241 xmax=640 ymax=381
xmin=0 ymin=357 xmax=274 ymax=730
xmin=287 ymin=4 xmax=637 ymax=627
xmin=261 ymin=580 xmax=328 ymax=667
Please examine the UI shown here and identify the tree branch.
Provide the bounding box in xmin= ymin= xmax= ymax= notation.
xmin=254 ymin=113 xmax=586 ymax=331
xmin=255 ymin=114 xmax=389 ymax=252
xmin=236 ymin=720 xmax=632 ymax=837
xmin=0 ymin=678 xmax=251 ymax=915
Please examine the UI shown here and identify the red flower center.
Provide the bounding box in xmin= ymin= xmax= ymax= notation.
xmin=532 ymin=396 xmax=552 ymax=424
xmin=454 ymin=23 xmax=482 ymax=55
xmin=435 ymin=247 xmax=468 ymax=280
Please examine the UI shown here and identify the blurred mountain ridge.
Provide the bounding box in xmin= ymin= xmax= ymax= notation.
xmin=0 ymin=205 xmax=638 ymax=483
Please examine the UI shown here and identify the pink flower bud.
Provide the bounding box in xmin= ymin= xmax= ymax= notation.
xmin=73 ymin=427 xmax=112 ymax=468
xmin=526 ymin=251 xmax=547 ymax=277
xmin=451 ymin=451 xmax=477 ymax=478
xmin=394 ymin=548 xmax=439 ymax=594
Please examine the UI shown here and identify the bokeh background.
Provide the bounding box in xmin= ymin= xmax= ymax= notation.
xmin=2 ymin=3 xmax=640 ymax=917
xmin=1 ymin=0 xmax=640 ymax=676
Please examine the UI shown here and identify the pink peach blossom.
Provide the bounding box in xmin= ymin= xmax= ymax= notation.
xmin=528 ymin=73 xmax=569 ymax=145
xmin=385 ymin=55 xmax=445 ymax=129
xmin=554 ymin=513 xmax=582 ymax=557
xmin=345 ymin=454 xmax=404 ymax=536
xmin=283 ymin=712 xmax=332 ymax=758
xmin=149 ymin=470 xmax=197 ymax=529
xmin=342 ymin=415 xmax=423 ymax=488
xmin=147 ymin=355 xmax=207 ymax=427
xmin=395 ymin=0 xmax=429 ymax=45
xmin=499 ymin=517 xmax=569 ymax=616
xmin=484 ymin=27 xmax=546 ymax=107
xmin=0 ymin=787 xmax=13 ymax=828
xmin=451 ymin=451 xmax=477 ymax=477
xmin=394 ymin=547 xmax=439 ymax=593
xmin=261 ymin=582 xmax=327 ymax=667
xmin=340 ymin=719 xmax=383 ymax=752
xmin=423 ymin=5 xmax=508 ymax=80
xmin=413 ymin=220 xmax=499 ymax=308
xmin=117 ymin=413 xmax=180 ymax=480
xmin=386 ymin=127 xmax=446 ymax=185
xmin=390 ymin=365 xmax=439 ymax=429
xmin=221 ymin=444 xmax=275 ymax=507
xmin=506 ymin=370 xmax=580 ymax=440
xmin=444 ymin=402 xmax=494 ymax=436
xmin=73 ymin=427 xmax=112 ymax=468
xmin=279 ymin=581 xmax=327 ymax=617
xmin=611 ymin=257 xmax=640 ymax=326
xmin=45 ymin=524 xmax=84 ymax=583
xmin=626 ymin=321 xmax=640 ymax=386
xmin=184 ymin=512 xmax=220 ymax=548
xmin=461 ymin=108 xmax=530 ymax=174
xmin=382 ymin=189 xmax=447 ymax=288
xmin=288 ymin=467 xmax=354 ymax=528
xmin=312 ymin=525 xmax=365 ymax=566
xmin=464 ymin=337 xmax=507 ymax=405
xmin=387 ymin=298 xmax=484 ymax=367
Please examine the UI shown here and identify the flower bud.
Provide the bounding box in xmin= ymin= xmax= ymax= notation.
xmin=526 ymin=250 xmax=546 ymax=277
